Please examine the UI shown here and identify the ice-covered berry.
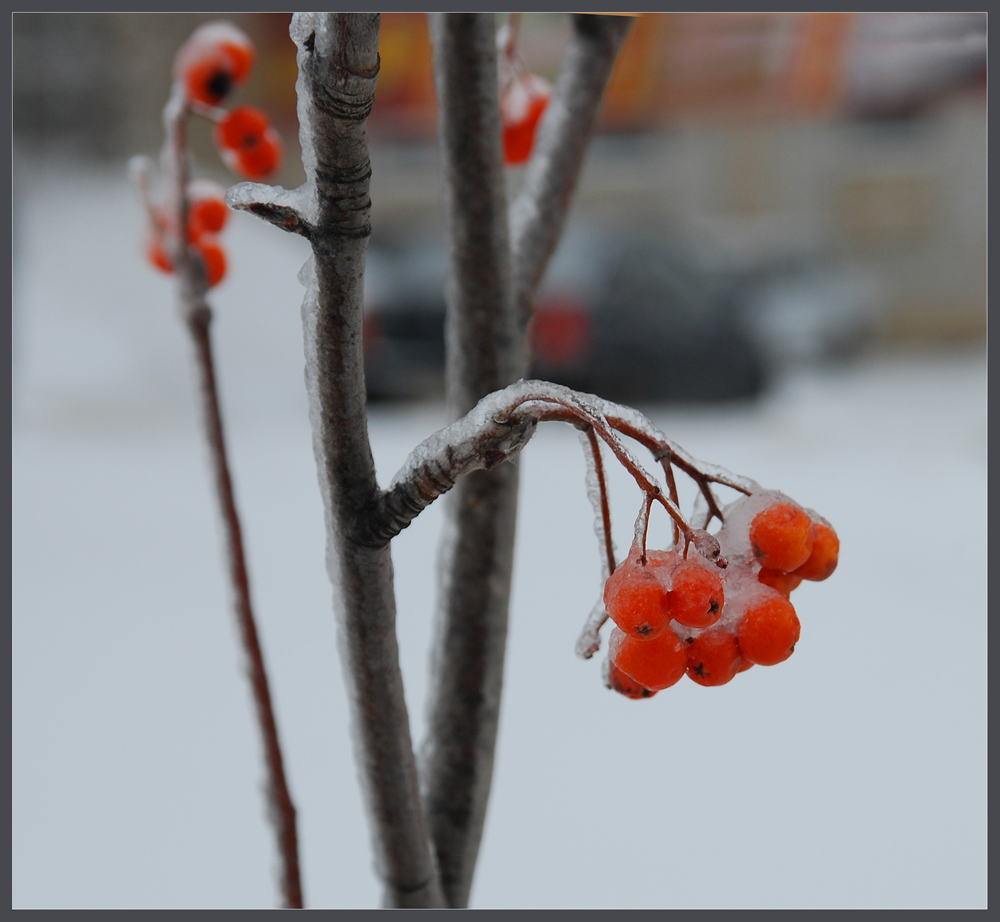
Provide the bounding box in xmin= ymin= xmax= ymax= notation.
xmin=685 ymin=629 xmax=743 ymax=687
xmin=215 ymin=105 xmax=282 ymax=180
xmin=757 ymin=567 xmax=803 ymax=598
xmin=146 ymin=233 xmax=174 ymax=274
xmin=749 ymin=502 xmax=814 ymax=573
xmin=187 ymin=179 xmax=229 ymax=239
xmin=501 ymin=73 xmax=551 ymax=166
xmin=737 ymin=589 xmax=801 ymax=666
xmin=609 ymin=625 xmax=687 ymax=692
xmin=607 ymin=659 xmax=657 ymax=699
xmin=193 ymin=237 xmax=227 ymax=287
xmin=174 ymin=21 xmax=255 ymax=107
xmin=668 ymin=559 xmax=725 ymax=629
xmin=604 ymin=554 xmax=672 ymax=638
xmin=794 ymin=517 xmax=840 ymax=581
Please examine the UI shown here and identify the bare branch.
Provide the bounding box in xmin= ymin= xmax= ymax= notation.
xmin=509 ymin=14 xmax=634 ymax=333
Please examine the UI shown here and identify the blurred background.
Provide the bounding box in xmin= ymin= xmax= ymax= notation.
xmin=13 ymin=13 xmax=987 ymax=910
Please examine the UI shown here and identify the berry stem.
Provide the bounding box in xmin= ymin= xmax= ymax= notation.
xmin=581 ymin=425 xmax=616 ymax=580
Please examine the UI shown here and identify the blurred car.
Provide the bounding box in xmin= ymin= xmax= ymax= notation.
xmin=362 ymin=221 xmax=770 ymax=404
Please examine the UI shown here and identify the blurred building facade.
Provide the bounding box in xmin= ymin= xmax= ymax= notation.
xmin=13 ymin=12 xmax=987 ymax=343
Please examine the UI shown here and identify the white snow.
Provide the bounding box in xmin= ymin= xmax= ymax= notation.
xmin=12 ymin=164 xmax=987 ymax=909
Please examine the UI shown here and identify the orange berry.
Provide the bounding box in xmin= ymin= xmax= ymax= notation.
xmin=737 ymin=590 xmax=801 ymax=666
xmin=215 ymin=106 xmax=282 ymax=180
xmin=757 ymin=567 xmax=803 ymax=597
xmin=685 ymin=629 xmax=743 ymax=687
xmin=794 ymin=518 xmax=840 ymax=581
xmin=501 ymin=73 xmax=551 ymax=166
xmin=192 ymin=237 xmax=227 ymax=287
xmin=604 ymin=556 xmax=671 ymax=638
xmin=607 ymin=659 xmax=657 ymax=699
xmin=146 ymin=233 xmax=174 ymax=274
xmin=749 ymin=502 xmax=814 ymax=573
xmin=609 ymin=625 xmax=687 ymax=692
xmin=174 ymin=21 xmax=255 ymax=106
xmin=668 ymin=559 xmax=725 ymax=629
xmin=187 ymin=179 xmax=229 ymax=239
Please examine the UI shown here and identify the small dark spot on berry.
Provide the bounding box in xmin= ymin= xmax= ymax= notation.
xmin=692 ymin=662 xmax=708 ymax=677
xmin=708 ymin=599 xmax=720 ymax=615
xmin=684 ymin=636 xmax=694 ymax=644
xmin=207 ymin=70 xmax=233 ymax=102
xmin=637 ymin=623 xmax=653 ymax=636
xmin=240 ymin=132 xmax=260 ymax=150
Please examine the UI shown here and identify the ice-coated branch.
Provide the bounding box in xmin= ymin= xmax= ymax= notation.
xmin=420 ymin=14 xmax=635 ymax=906
xmin=509 ymin=14 xmax=634 ymax=333
xmin=574 ymin=427 xmax=616 ymax=659
xmin=259 ymin=13 xmax=443 ymax=909
xmin=423 ymin=14 xmax=520 ymax=910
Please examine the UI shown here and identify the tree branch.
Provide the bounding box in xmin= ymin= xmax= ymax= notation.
xmin=509 ymin=14 xmax=634 ymax=334
xmin=423 ymin=14 xmax=520 ymax=909
xmin=281 ymin=13 xmax=443 ymax=907
xmin=423 ymin=14 xmax=634 ymax=907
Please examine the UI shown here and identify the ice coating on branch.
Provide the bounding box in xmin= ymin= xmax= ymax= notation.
xmin=578 ymin=429 xmax=615 ymax=582
xmin=575 ymin=597 xmax=608 ymax=659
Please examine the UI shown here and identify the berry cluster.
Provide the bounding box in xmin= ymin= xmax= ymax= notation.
xmin=604 ymin=490 xmax=839 ymax=698
xmin=174 ymin=22 xmax=282 ymax=182
xmin=139 ymin=21 xmax=283 ymax=290
xmin=146 ymin=178 xmax=229 ymax=287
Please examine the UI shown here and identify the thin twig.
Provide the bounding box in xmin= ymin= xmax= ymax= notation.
xmin=509 ymin=14 xmax=635 ymax=337
xmin=187 ymin=308 xmax=303 ymax=909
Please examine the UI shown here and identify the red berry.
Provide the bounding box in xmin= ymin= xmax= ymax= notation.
xmin=604 ymin=555 xmax=672 ymax=638
xmin=794 ymin=518 xmax=840 ymax=581
xmin=757 ymin=567 xmax=803 ymax=598
xmin=193 ymin=237 xmax=227 ymax=287
xmin=501 ymin=73 xmax=551 ymax=166
xmin=215 ymin=106 xmax=282 ymax=180
xmin=187 ymin=179 xmax=229 ymax=239
xmin=737 ymin=590 xmax=801 ymax=666
xmin=174 ymin=21 xmax=255 ymax=106
xmin=668 ymin=559 xmax=725 ymax=629
xmin=685 ymin=630 xmax=743 ymax=687
xmin=609 ymin=625 xmax=687 ymax=692
xmin=146 ymin=233 xmax=174 ymax=274
xmin=749 ymin=502 xmax=814 ymax=573
xmin=607 ymin=659 xmax=657 ymax=699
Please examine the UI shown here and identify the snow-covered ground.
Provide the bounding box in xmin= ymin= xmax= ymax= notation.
xmin=12 ymin=165 xmax=987 ymax=908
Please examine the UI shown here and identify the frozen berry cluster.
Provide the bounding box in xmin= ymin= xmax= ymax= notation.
xmin=142 ymin=22 xmax=282 ymax=289
xmin=605 ymin=490 xmax=839 ymax=698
